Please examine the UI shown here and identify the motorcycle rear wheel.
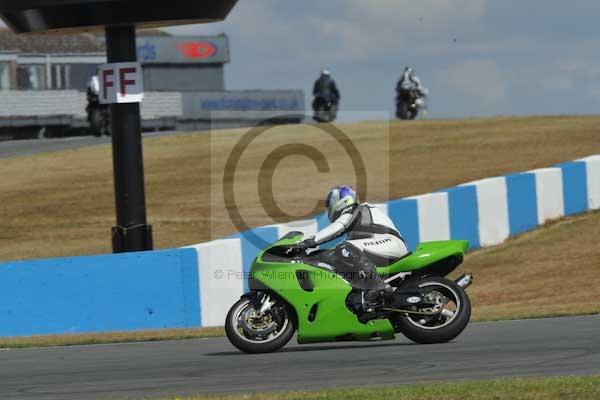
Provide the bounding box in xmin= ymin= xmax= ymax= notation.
xmin=393 ymin=276 xmax=471 ymax=344
xmin=225 ymin=297 xmax=295 ymax=354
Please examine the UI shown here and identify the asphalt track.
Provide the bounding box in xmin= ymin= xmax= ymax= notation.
xmin=0 ymin=315 xmax=598 ymax=400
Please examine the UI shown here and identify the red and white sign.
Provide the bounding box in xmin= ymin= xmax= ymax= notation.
xmin=98 ymin=62 xmax=144 ymax=104
xmin=175 ymin=41 xmax=217 ymax=59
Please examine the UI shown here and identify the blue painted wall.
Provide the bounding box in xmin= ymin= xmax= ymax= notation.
xmin=444 ymin=186 xmax=480 ymax=249
xmin=0 ymin=249 xmax=200 ymax=337
xmin=506 ymin=173 xmax=538 ymax=236
xmin=388 ymin=199 xmax=419 ymax=251
xmin=237 ymin=227 xmax=278 ymax=292
xmin=558 ymin=161 xmax=588 ymax=216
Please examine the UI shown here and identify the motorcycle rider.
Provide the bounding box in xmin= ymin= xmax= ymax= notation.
xmin=312 ymin=69 xmax=340 ymax=112
xmin=396 ymin=66 xmax=427 ymax=119
xmin=86 ymin=73 xmax=109 ymax=136
xmin=293 ymin=186 xmax=409 ymax=310
xmin=396 ymin=66 xmax=424 ymax=95
xmin=87 ymin=74 xmax=100 ymax=98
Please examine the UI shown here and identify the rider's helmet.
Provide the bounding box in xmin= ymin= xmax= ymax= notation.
xmin=326 ymin=186 xmax=359 ymax=222
xmin=321 ymin=69 xmax=331 ymax=76
xmin=405 ymin=66 xmax=413 ymax=75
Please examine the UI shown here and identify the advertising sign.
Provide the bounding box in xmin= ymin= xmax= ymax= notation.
xmin=136 ymin=36 xmax=230 ymax=64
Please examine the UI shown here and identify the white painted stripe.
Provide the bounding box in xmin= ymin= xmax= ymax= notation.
xmin=578 ymin=155 xmax=600 ymax=210
xmin=467 ymin=177 xmax=510 ymax=246
xmin=190 ymin=239 xmax=244 ymax=327
xmin=276 ymin=219 xmax=319 ymax=239
xmin=531 ymin=168 xmax=565 ymax=224
xmin=372 ymin=203 xmax=389 ymax=216
xmin=408 ymin=193 xmax=450 ymax=242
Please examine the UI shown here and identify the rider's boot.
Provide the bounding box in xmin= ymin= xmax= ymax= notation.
xmin=356 ymin=258 xmax=393 ymax=312
xmin=335 ymin=242 xmax=393 ymax=312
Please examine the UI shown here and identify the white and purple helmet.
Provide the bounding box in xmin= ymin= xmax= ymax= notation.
xmin=326 ymin=185 xmax=358 ymax=222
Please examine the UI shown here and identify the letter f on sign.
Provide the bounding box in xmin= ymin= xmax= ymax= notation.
xmin=119 ymin=67 xmax=137 ymax=96
xmin=102 ymin=69 xmax=114 ymax=101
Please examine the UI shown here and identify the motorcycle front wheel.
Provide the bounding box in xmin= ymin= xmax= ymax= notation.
xmin=225 ymin=297 xmax=295 ymax=354
xmin=393 ymin=276 xmax=471 ymax=344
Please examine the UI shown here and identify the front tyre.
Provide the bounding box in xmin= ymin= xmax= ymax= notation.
xmin=394 ymin=277 xmax=471 ymax=344
xmin=225 ymin=297 xmax=295 ymax=354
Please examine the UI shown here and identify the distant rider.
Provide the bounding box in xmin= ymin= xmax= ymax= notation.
xmin=293 ymin=186 xmax=409 ymax=310
xmin=396 ymin=66 xmax=424 ymax=99
xmin=312 ymin=69 xmax=340 ymax=110
xmin=86 ymin=74 xmax=109 ymax=136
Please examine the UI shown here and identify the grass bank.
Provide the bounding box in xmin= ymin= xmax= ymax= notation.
xmin=1 ymin=115 xmax=599 ymax=261
xmin=151 ymin=376 xmax=600 ymax=400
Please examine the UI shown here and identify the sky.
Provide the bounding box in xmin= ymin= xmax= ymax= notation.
xmin=166 ymin=0 xmax=600 ymax=120
xmin=4 ymin=1 xmax=600 ymax=120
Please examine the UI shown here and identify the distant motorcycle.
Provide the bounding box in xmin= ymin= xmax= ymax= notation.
xmin=396 ymin=88 xmax=428 ymax=120
xmin=86 ymin=91 xmax=110 ymax=137
xmin=313 ymin=96 xmax=338 ymax=123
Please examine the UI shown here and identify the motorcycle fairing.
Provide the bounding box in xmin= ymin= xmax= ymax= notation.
xmin=250 ymin=260 xmax=395 ymax=344
xmin=376 ymin=240 xmax=469 ymax=277
xmin=249 ymin=234 xmax=467 ymax=344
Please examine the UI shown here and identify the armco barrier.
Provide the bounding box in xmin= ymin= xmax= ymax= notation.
xmin=0 ymin=155 xmax=598 ymax=335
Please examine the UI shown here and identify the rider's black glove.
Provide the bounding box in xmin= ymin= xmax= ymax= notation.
xmin=291 ymin=238 xmax=317 ymax=253
xmin=302 ymin=238 xmax=317 ymax=249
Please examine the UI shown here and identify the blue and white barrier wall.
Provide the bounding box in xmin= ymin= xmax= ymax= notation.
xmin=0 ymin=249 xmax=200 ymax=337
xmin=0 ymin=155 xmax=598 ymax=335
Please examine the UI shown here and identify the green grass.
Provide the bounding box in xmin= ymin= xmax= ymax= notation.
xmin=153 ymin=376 xmax=600 ymax=400
xmin=0 ymin=327 xmax=225 ymax=349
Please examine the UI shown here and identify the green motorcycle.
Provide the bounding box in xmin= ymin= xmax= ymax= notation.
xmin=225 ymin=232 xmax=473 ymax=353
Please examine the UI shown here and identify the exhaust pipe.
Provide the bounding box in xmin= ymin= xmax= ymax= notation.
xmin=455 ymin=273 xmax=473 ymax=290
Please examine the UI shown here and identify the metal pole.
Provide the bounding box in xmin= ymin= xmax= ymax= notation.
xmin=105 ymin=25 xmax=153 ymax=253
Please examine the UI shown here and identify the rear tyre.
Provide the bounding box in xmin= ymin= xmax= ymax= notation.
xmin=394 ymin=276 xmax=471 ymax=344
xmin=225 ymin=297 xmax=295 ymax=354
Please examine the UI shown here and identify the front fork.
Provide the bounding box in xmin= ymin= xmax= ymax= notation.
xmin=243 ymin=291 xmax=284 ymax=324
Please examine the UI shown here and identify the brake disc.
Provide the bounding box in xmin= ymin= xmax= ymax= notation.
xmin=240 ymin=307 xmax=277 ymax=337
xmin=420 ymin=290 xmax=445 ymax=314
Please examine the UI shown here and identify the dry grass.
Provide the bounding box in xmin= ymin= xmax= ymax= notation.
xmin=456 ymin=210 xmax=600 ymax=321
xmin=1 ymin=114 xmax=599 ymax=261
